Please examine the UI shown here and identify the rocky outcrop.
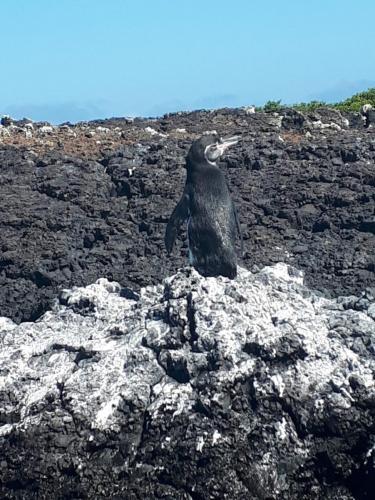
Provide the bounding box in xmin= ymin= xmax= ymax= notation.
xmin=0 ymin=264 xmax=374 ymax=499
xmin=0 ymin=107 xmax=374 ymax=323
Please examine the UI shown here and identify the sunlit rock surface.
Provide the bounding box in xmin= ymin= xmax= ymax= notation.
xmin=1 ymin=264 xmax=374 ymax=499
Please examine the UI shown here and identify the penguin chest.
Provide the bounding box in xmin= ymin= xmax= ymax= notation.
xmin=187 ymin=202 xmax=233 ymax=258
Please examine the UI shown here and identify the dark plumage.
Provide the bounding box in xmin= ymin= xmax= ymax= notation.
xmin=165 ymin=133 xmax=242 ymax=279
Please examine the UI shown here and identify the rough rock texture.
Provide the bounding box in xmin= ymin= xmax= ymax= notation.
xmin=0 ymin=107 xmax=374 ymax=323
xmin=0 ymin=264 xmax=374 ymax=499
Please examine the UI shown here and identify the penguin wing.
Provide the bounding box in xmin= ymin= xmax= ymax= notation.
xmin=165 ymin=190 xmax=190 ymax=254
xmin=232 ymin=201 xmax=244 ymax=257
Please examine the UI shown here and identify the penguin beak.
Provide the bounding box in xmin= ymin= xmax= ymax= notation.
xmin=217 ymin=135 xmax=240 ymax=155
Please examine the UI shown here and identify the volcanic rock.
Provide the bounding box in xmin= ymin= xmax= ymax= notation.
xmin=0 ymin=264 xmax=374 ymax=499
xmin=0 ymin=107 xmax=374 ymax=325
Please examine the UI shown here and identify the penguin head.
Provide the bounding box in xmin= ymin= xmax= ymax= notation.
xmin=187 ymin=133 xmax=240 ymax=166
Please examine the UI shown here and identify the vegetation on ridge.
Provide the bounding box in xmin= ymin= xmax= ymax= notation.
xmin=259 ymin=88 xmax=375 ymax=113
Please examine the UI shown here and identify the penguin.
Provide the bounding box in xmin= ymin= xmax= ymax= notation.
xmin=165 ymin=133 xmax=242 ymax=279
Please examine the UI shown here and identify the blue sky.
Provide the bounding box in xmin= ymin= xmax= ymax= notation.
xmin=1 ymin=0 xmax=374 ymax=123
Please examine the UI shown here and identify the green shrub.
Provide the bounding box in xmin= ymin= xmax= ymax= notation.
xmin=258 ymin=88 xmax=375 ymax=113
xmin=263 ymin=100 xmax=284 ymax=112
xmin=333 ymin=88 xmax=375 ymax=112
xmin=291 ymin=100 xmax=326 ymax=112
